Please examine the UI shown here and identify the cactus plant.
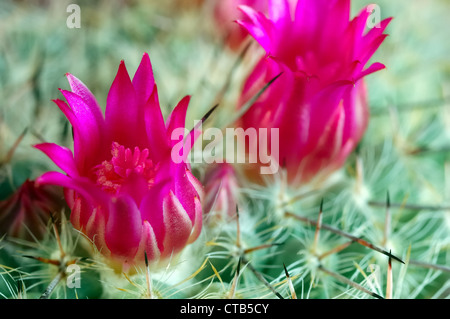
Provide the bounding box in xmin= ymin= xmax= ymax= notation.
xmin=0 ymin=0 xmax=449 ymax=301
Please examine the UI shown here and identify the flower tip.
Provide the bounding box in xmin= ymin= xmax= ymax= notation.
xmin=234 ymin=19 xmax=244 ymax=28
xmin=34 ymin=177 xmax=42 ymax=187
xmin=182 ymin=95 xmax=192 ymax=104
xmin=116 ymin=60 xmax=130 ymax=76
xmin=64 ymin=73 xmax=76 ymax=83
xmin=236 ymin=4 xmax=251 ymax=13
xmin=31 ymin=143 xmax=42 ymax=151
xmin=385 ymin=16 xmax=394 ymax=24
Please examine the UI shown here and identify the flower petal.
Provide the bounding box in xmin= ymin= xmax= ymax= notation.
xmin=139 ymin=179 xmax=171 ymax=252
xmin=237 ymin=5 xmax=274 ymax=54
xmin=354 ymin=62 xmax=386 ymax=83
xmin=85 ymin=206 xmax=108 ymax=254
xmin=66 ymin=73 xmax=104 ymax=127
xmin=173 ymin=164 xmax=202 ymax=223
xmin=166 ymin=95 xmax=190 ymax=142
xmin=34 ymin=143 xmax=78 ymax=177
xmin=134 ymin=220 xmax=161 ymax=265
xmin=105 ymin=195 xmax=142 ymax=258
xmin=145 ymin=85 xmax=170 ymax=162
xmin=60 ymin=89 xmax=100 ymax=131
xmin=105 ymin=60 xmax=138 ymax=148
xmin=268 ymin=0 xmax=291 ymax=27
xmin=187 ymin=195 xmax=202 ymax=244
xmin=36 ymin=171 xmax=106 ymax=207
xmin=120 ymin=172 xmax=150 ymax=206
xmin=342 ymin=80 xmax=369 ymax=144
xmin=161 ymin=190 xmax=193 ymax=258
xmin=53 ymin=97 xmax=102 ymax=174
xmin=132 ymin=52 xmax=155 ymax=104
xmin=303 ymin=80 xmax=353 ymax=154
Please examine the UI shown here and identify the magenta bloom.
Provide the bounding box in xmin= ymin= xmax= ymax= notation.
xmin=214 ymin=0 xmax=268 ymax=50
xmin=237 ymin=0 xmax=391 ymax=185
xmin=35 ymin=53 xmax=203 ymax=271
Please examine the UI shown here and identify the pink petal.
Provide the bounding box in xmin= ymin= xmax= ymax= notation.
xmin=314 ymin=102 xmax=346 ymax=160
xmin=185 ymin=165 xmax=204 ymax=202
xmin=132 ymin=52 xmax=155 ymax=104
xmin=352 ymin=5 xmax=372 ymax=37
xmin=178 ymin=128 xmax=202 ymax=165
xmin=85 ymin=206 xmax=108 ymax=254
xmin=120 ymin=172 xmax=150 ymax=206
xmin=268 ymin=0 xmax=291 ymax=26
xmin=237 ymin=5 xmax=274 ymax=54
xmin=66 ymin=73 xmax=104 ymax=127
xmin=294 ymin=0 xmax=326 ymax=40
xmin=139 ymin=179 xmax=171 ymax=251
xmin=331 ymin=0 xmax=350 ymax=30
xmin=173 ymin=164 xmax=201 ymax=223
xmin=53 ymin=98 xmax=77 ymax=125
xmin=349 ymin=6 xmax=389 ymax=62
xmin=333 ymin=139 xmax=356 ymax=170
xmin=161 ymin=190 xmax=193 ymax=258
xmin=52 ymin=98 xmax=100 ymax=174
xmin=59 ymin=89 xmax=103 ymax=142
xmin=316 ymin=0 xmax=351 ymax=55
xmin=69 ymin=195 xmax=82 ymax=232
xmin=60 ymin=90 xmax=108 ymax=167
xmin=36 ymin=171 xmax=107 ymax=207
xmin=187 ymin=195 xmax=202 ymax=244
xmin=165 ymin=95 xmax=190 ymax=142
xmin=304 ymin=80 xmax=353 ymax=154
xmin=363 ymin=17 xmax=392 ymax=43
xmin=33 ymin=143 xmax=78 ymax=177
xmin=134 ymin=220 xmax=161 ymax=265
xmin=53 ymin=99 xmax=82 ymax=151
xmin=354 ymin=62 xmax=386 ymax=82
xmin=342 ymin=80 xmax=369 ymax=144
xmin=358 ymin=34 xmax=389 ymax=67
xmin=105 ymin=60 xmax=139 ymax=148
xmin=165 ymin=96 xmax=203 ymax=164
xmin=105 ymin=195 xmax=142 ymax=258
xmin=65 ymin=189 xmax=104 ymax=233
xmin=144 ymin=85 xmax=170 ymax=162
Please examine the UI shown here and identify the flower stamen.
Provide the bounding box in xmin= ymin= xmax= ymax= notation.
xmin=94 ymin=142 xmax=156 ymax=194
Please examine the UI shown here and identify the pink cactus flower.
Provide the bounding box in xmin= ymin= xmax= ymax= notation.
xmin=34 ymin=53 xmax=203 ymax=272
xmin=203 ymin=163 xmax=240 ymax=222
xmin=237 ymin=0 xmax=392 ymax=186
xmin=0 ymin=179 xmax=65 ymax=240
xmin=214 ymin=0 xmax=268 ymax=51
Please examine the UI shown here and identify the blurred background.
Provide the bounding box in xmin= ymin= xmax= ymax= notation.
xmin=0 ymin=0 xmax=449 ymax=299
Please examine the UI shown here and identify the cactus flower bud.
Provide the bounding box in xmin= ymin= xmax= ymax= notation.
xmin=203 ymin=163 xmax=240 ymax=223
xmin=35 ymin=53 xmax=203 ymax=272
xmin=237 ymin=0 xmax=391 ymax=186
xmin=0 ymin=179 xmax=64 ymax=240
xmin=213 ymin=0 xmax=268 ymax=50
